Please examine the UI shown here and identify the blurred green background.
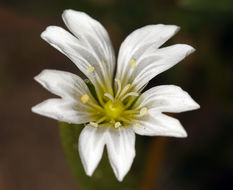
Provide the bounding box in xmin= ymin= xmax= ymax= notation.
xmin=0 ymin=0 xmax=232 ymax=189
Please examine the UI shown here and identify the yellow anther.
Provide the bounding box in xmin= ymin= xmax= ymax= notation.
xmin=130 ymin=59 xmax=136 ymax=68
xmin=84 ymin=79 xmax=90 ymax=84
xmin=135 ymin=122 xmax=141 ymax=126
xmin=87 ymin=66 xmax=95 ymax=73
xmin=101 ymin=60 xmax=106 ymax=65
xmin=114 ymin=122 xmax=121 ymax=128
xmin=90 ymin=122 xmax=98 ymax=128
xmin=140 ymin=107 xmax=147 ymax=116
xmin=81 ymin=94 xmax=89 ymax=104
xmin=126 ymin=83 xmax=131 ymax=88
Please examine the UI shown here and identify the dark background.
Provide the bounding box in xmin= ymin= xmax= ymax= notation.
xmin=0 ymin=0 xmax=232 ymax=189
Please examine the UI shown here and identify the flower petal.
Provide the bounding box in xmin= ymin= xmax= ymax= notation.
xmin=106 ymin=127 xmax=135 ymax=181
xmin=116 ymin=24 xmax=194 ymax=92
xmin=133 ymin=113 xmax=187 ymax=137
xmin=134 ymin=85 xmax=200 ymax=113
xmin=79 ymin=125 xmax=106 ymax=176
xmin=34 ymin=69 xmax=94 ymax=101
xmin=41 ymin=10 xmax=115 ymax=96
xmin=62 ymin=9 xmax=115 ymax=79
xmin=32 ymin=69 xmax=96 ymax=124
xmin=132 ymin=44 xmax=195 ymax=91
xmin=32 ymin=98 xmax=92 ymax=124
xmin=116 ymin=25 xmax=179 ymax=87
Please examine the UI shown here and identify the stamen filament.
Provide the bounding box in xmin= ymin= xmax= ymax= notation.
xmin=87 ymin=102 xmax=104 ymax=112
xmin=118 ymin=116 xmax=131 ymax=123
xmin=122 ymin=110 xmax=138 ymax=114
xmin=120 ymin=92 xmax=139 ymax=101
xmin=117 ymin=84 xmax=131 ymax=99
xmin=115 ymin=79 xmax=121 ymax=98
xmin=140 ymin=107 xmax=147 ymax=116
xmin=104 ymin=93 xmax=114 ymax=102
xmin=96 ymin=116 xmax=107 ymax=124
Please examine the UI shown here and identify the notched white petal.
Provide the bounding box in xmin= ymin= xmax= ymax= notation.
xmin=133 ymin=113 xmax=187 ymax=138
xmin=40 ymin=24 xmax=113 ymax=96
xmin=135 ymin=85 xmax=200 ymax=113
xmin=116 ymin=24 xmax=180 ymax=88
xmin=34 ymin=69 xmax=92 ymax=100
xmin=79 ymin=125 xmax=106 ymax=176
xmin=62 ymin=9 xmax=116 ymax=91
xmin=106 ymin=128 xmax=135 ymax=181
xmin=32 ymin=98 xmax=92 ymax=124
xmin=132 ymin=44 xmax=195 ymax=91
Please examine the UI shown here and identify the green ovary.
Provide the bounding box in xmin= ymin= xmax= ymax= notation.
xmin=103 ymin=101 xmax=124 ymax=120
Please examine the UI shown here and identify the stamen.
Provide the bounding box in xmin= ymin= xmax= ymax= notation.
xmin=101 ymin=60 xmax=106 ymax=65
xmin=121 ymin=92 xmax=139 ymax=101
xmin=135 ymin=122 xmax=141 ymax=126
xmin=122 ymin=109 xmax=138 ymax=115
xmin=118 ymin=84 xmax=131 ymax=99
xmin=125 ymin=98 xmax=137 ymax=109
xmin=96 ymin=116 xmax=107 ymax=124
xmin=81 ymin=94 xmax=89 ymax=104
xmin=114 ymin=122 xmax=121 ymax=128
xmin=115 ymin=78 xmax=122 ymax=98
xmin=87 ymin=66 xmax=95 ymax=73
xmin=130 ymin=59 xmax=136 ymax=68
xmin=118 ymin=116 xmax=131 ymax=123
xmin=140 ymin=107 xmax=147 ymax=116
xmin=84 ymin=79 xmax=90 ymax=84
xmin=104 ymin=93 xmax=114 ymax=102
xmin=90 ymin=121 xmax=98 ymax=128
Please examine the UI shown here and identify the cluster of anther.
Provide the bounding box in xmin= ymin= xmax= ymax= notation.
xmin=80 ymin=59 xmax=148 ymax=128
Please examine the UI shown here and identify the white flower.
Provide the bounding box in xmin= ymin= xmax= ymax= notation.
xmin=32 ymin=9 xmax=200 ymax=181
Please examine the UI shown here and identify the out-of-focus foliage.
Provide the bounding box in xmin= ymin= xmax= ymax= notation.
xmin=179 ymin=0 xmax=233 ymax=12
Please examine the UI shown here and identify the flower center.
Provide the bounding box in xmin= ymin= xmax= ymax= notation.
xmin=83 ymin=80 xmax=147 ymax=128
xmin=103 ymin=101 xmax=124 ymax=120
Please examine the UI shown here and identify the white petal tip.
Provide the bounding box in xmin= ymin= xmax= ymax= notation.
xmin=175 ymin=25 xmax=181 ymax=32
xmin=63 ymin=9 xmax=76 ymax=14
xmin=84 ymin=168 xmax=94 ymax=177
xmin=168 ymin=24 xmax=180 ymax=34
xmin=110 ymin=157 xmax=135 ymax=182
xmin=188 ymin=98 xmax=200 ymax=111
xmin=31 ymin=106 xmax=36 ymax=113
xmin=31 ymin=105 xmax=39 ymax=114
xmin=156 ymin=24 xmax=180 ymax=32
xmin=173 ymin=44 xmax=195 ymax=57
xmin=62 ymin=9 xmax=73 ymax=17
xmin=193 ymin=102 xmax=200 ymax=110
xmin=33 ymin=73 xmax=42 ymax=83
xmin=33 ymin=69 xmax=49 ymax=84
xmin=186 ymin=45 xmax=196 ymax=55
xmin=79 ymin=156 xmax=97 ymax=177
xmin=40 ymin=26 xmax=62 ymax=41
xmin=172 ymin=128 xmax=188 ymax=138
xmin=116 ymin=176 xmax=124 ymax=182
xmin=62 ymin=9 xmax=86 ymax=19
xmin=190 ymin=46 xmax=196 ymax=54
xmin=112 ymin=169 xmax=126 ymax=182
xmin=180 ymin=130 xmax=188 ymax=138
xmin=40 ymin=26 xmax=52 ymax=40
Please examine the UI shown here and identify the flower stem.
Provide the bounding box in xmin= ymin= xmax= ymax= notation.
xmin=139 ymin=137 xmax=167 ymax=190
